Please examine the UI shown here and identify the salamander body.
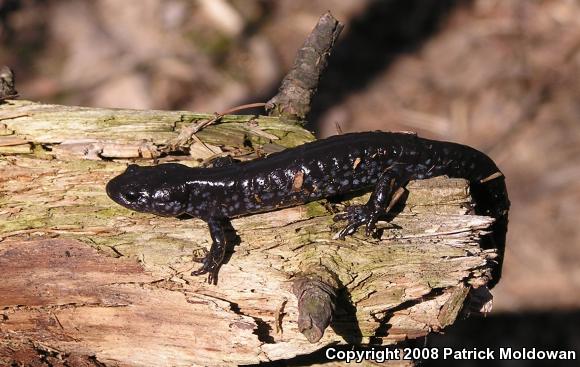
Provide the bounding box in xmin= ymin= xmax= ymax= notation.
xmin=106 ymin=132 xmax=509 ymax=284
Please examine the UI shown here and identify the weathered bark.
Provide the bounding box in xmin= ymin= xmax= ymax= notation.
xmin=266 ymin=12 xmax=344 ymax=120
xmin=0 ymin=100 xmax=496 ymax=366
xmin=0 ymin=66 xmax=18 ymax=101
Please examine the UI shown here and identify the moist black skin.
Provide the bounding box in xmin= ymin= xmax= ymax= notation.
xmin=106 ymin=131 xmax=510 ymax=285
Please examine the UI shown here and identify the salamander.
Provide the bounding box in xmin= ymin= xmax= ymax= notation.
xmin=106 ymin=131 xmax=509 ymax=285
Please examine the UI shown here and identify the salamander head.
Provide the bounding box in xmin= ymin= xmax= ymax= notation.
xmin=106 ymin=164 xmax=189 ymax=217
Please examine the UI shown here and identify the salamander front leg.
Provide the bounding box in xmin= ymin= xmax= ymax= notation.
xmin=191 ymin=217 xmax=229 ymax=285
xmin=334 ymin=172 xmax=407 ymax=239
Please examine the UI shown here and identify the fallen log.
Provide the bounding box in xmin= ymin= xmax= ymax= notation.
xmin=0 ymin=99 xmax=496 ymax=366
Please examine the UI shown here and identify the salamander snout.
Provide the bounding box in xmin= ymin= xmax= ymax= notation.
xmin=105 ymin=174 xmax=151 ymax=212
xmin=106 ymin=164 xmax=189 ymax=217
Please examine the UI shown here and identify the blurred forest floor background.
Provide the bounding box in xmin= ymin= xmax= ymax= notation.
xmin=2 ymin=0 xmax=579 ymax=363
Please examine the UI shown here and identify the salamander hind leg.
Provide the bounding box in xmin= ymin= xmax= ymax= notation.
xmin=191 ymin=217 xmax=229 ymax=285
xmin=333 ymin=171 xmax=407 ymax=240
xmin=333 ymin=204 xmax=376 ymax=239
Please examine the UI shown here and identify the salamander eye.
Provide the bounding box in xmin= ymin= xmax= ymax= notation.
xmin=126 ymin=164 xmax=139 ymax=174
xmin=123 ymin=190 xmax=139 ymax=202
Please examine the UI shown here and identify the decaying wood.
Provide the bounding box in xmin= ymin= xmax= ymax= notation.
xmin=0 ymin=100 xmax=311 ymax=160
xmin=0 ymin=99 xmax=496 ymax=366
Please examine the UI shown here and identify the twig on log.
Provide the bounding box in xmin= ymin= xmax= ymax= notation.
xmin=265 ymin=12 xmax=344 ymax=120
xmin=163 ymin=102 xmax=267 ymax=153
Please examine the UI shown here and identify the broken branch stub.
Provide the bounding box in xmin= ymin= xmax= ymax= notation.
xmin=266 ymin=12 xmax=344 ymax=120
xmin=292 ymin=266 xmax=340 ymax=343
xmin=0 ymin=66 xmax=18 ymax=102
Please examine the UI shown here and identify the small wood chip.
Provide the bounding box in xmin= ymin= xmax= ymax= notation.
xmin=480 ymin=171 xmax=503 ymax=183
xmin=292 ymin=170 xmax=304 ymax=192
xmin=275 ymin=298 xmax=288 ymax=334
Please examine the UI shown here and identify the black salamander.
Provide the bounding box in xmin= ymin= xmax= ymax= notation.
xmin=106 ymin=132 xmax=509 ymax=285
